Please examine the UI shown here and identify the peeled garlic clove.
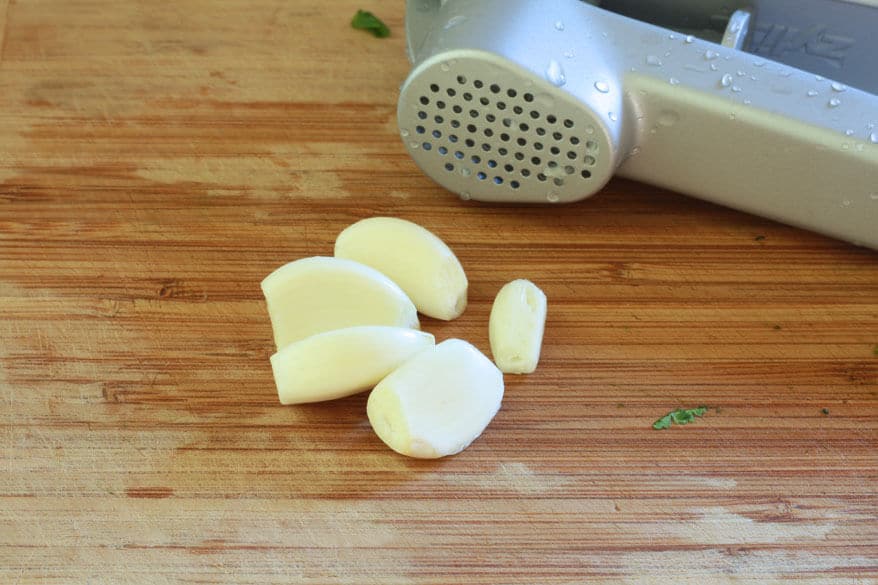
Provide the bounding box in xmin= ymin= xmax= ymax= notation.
xmin=489 ymin=279 xmax=547 ymax=374
xmin=261 ymin=256 xmax=419 ymax=350
xmin=334 ymin=217 xmax=468 ymax=320
xmin=271 ymin=326 xmax=435 ymax=405
xmin=367 ymin=339 xmax=503 ymax=458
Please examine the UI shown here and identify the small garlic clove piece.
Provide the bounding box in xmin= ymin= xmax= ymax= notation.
xmin=488 ymin=279 xmax=547 ymax=374
xmin=334 ymin=217 xmax=468 ymax=320
xmin=261 ymin=256 xmax=419 ymax=351
xmin=271 ymin=326 xmax=435 ymax=405
xmin=367 ymin=339 xmax=504 ymax=458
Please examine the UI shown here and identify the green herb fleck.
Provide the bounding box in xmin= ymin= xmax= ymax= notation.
xmin=755 ymin=235 xmax=766 ymax=242
xmin=873 ymin=344 xmax=878 ymax=356
xmin=773 ymin=324 xmax=782 ymax=331
xmin=821 ymin=408 xmax=830 ymax=415
xmin=352 ymin=10 xmax=390 ymax=38
xmin=653 ymin=406 xmax=708 ymax=430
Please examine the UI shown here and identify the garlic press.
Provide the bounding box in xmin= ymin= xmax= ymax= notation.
xmin=397 ymin=0 xmax=878 ymax=249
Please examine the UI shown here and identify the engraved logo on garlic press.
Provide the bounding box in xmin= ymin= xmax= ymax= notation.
xmin=750 ymin=24 xmax=855 ymax=69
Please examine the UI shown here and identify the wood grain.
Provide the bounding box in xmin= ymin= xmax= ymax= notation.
xmin=1 ymin=1 xmax=876 ymax=583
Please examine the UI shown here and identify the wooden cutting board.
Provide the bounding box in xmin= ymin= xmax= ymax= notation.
xmin=1 ymin=1 xmax=876 ymax=583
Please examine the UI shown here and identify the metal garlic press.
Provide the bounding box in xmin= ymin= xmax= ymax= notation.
xmin=398 ymin=0 xmax=878 ymax=249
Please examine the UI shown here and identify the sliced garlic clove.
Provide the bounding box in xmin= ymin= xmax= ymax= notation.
xmin=261 ymin=256 xmax=419 ymax=350
xmin=489 ymin=279 xmax=547 ymax=374
xmin=271 ymin=326 xmax=435 ymax=405
xmin=367 ymin=339 xmax=503 ymax=458
xmin=334 ymin=217 xmax=468 ymax=321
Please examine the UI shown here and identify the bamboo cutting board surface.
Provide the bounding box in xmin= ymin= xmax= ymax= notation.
xmin=1 ymin=1 xmax=877 ymax=583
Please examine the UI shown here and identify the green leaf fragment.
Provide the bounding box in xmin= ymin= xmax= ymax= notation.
xmin=653 ymin=406 xmax=708 ymax=430
xmin=352 ymin=10 xmax=390 ymax=38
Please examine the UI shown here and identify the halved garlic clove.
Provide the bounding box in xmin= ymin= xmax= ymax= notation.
xmin=271 ymin=326 xmax=435 ymax=405
xmin=489 ymin=279 xmax=547 ymax=374
xmin=261 ymin=256 xmax=419 ymax=350
xmin=334 ymin=217 xmax=468 ymax=320
xmin=367 ymin=339 xmax=503 ymax=458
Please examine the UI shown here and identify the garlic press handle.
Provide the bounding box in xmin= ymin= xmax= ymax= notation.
xmin=617 ymin=59 xmax=877 ymax=248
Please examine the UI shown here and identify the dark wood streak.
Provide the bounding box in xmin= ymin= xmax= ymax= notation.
xmin=125 ymin=487 xmax=175 ymax=499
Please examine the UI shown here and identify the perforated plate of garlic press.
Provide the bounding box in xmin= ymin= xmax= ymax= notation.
xmin=398 ymin=0 xmax=878 ymax=249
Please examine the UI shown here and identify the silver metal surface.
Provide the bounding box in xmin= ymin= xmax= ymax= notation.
xmin=399 ymin=0 xmax=878 ymax=248
xmin=721 ymin=10 xmax=751 ymax=49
